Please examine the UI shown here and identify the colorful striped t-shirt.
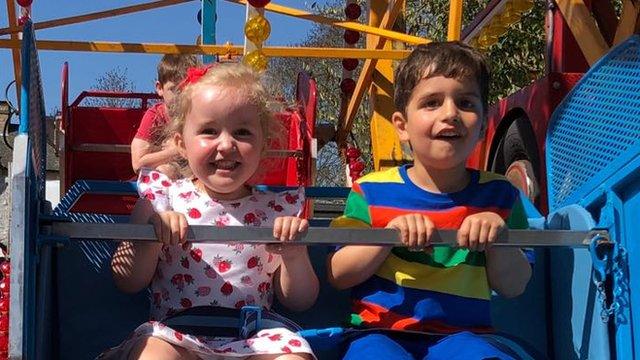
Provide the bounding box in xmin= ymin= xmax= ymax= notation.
xmin=331 ymin=165 xmax=528 ymax=334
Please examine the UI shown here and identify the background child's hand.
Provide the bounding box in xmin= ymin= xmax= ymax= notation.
xmin=155 ymin=162 xmax=182 ymax=180
xmin=268 ymin=216 xmax=309 ymax=256
xmin=458 ymin=212 xmax=505 ymax=251
xmin=386 ymin=214 xmax=437 ymax=250
xmin=148 ymin=210 xmax=189 ymax=246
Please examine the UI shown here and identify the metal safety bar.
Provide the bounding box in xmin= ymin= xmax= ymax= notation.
xmin=47 ymin=222 xmax=610 ymax=248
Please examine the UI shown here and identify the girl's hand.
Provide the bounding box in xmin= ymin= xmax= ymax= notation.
xmin=148 ymin=211 xmax=189 ymax=246
xmin=268 ymin=216 xmax=309 ymax=256
xmin=386 ymin=214 xmax=437 ymax=251
xmin=457 ymin=212 xmax=505 ymax=251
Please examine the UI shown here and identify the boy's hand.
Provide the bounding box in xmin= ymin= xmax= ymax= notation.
xmin=458 ymin=212 xmax=505 ymax=251
xmin=148 ymin=211 xmax=189 ymax=246
xmin=269 ymin=217 xmax=309 ymax=257
xmin=386 ymin=214 xmax=437 ymax=250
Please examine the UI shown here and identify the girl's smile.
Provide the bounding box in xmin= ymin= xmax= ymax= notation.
xmin=176 ymin=85 xmax=264 ymax=200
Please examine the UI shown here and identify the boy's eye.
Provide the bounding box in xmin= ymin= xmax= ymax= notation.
xmin=424 ymin=99 xmax=441 ymax=108
xmin=459 ymin=99 xmax=479 ymax=110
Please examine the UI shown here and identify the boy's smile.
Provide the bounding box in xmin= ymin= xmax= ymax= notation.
xmin=393 ymin=75 xmax=484 ymax=191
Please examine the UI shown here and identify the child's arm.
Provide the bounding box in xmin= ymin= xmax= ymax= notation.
xmin=111 ymin=199 xmax=162 ymax=293
xmin=485 ymin=248 xmax=531 ymax=298
xmin=131 ymin=138 xmax=180 ymax=173
xmin=111 ymin=199 xmax=188 ymax=293
xmin=327 ymin=245 xmax=392 ymax=290
xmin=458 ymin=211 xmax=532 ymax=298
xmin=271 ymin=217 xmax=319 ymax=311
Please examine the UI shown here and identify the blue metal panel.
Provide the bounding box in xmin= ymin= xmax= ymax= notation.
xmin=545 ymin=205 xmax=611 ymax=360
xmin=201 ymin=0 xmax=217 ymax=64
xmin=14 ymin=20 xmax=48 ymax=359
xmin=545 ymin=35 xmax=640 ymax=360
xmin=618 ymin=170 xmax=640 ymax=359
xmin=546 ymin=35 xmax=640 ymax=211
xmin=579 ymin=154 xmax=640 ymax=359
xmin=19 ymin=26 xmax=30 ymax=135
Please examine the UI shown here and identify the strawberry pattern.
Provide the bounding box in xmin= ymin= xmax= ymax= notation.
xmin=101 ymin=169 xmax=313 ymax=359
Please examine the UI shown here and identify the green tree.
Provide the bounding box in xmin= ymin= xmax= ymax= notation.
xmin=86 ymin=67 xmax=138 ymax=108
xmin=269 ymin=0 xmax=545 ymax=187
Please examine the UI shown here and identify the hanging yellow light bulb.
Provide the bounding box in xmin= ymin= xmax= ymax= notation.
xmin=244 ymin=14 xmax=271 ymax=44
xmin=244 ymin=50 xmax=268 ymax=71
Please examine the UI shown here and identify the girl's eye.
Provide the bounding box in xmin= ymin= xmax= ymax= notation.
xmin=201 ymin=128 xmax=217 ymax=135
xmin=236 ymin=128 xmax=253 ymax=136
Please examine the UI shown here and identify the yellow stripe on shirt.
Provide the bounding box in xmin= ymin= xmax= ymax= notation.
xmin=375 ymin=252 xmax=491 ymax=300
xmin=357 ymin=167 xmax=404 ymax=184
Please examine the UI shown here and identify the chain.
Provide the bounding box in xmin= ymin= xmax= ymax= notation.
xmin=594 ymin=245 xmax=627 ymax=323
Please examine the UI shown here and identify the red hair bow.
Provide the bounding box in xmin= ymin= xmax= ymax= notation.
xmin=179 ymin=65 xmax=214 ymax=89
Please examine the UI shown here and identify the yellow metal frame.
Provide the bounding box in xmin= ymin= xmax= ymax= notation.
xmin=614 ymin=0 xmax=640 ymax=45
xmin=447 ymin=0 xmax=464 ymax=40
xmin=0 ymin=0 xmax=191 ymax=36
xmin=4 ymin=0 xmax=638 ymax=175
xmin=226 ymin=0 xmax=429 ymax=45
xmin=5 ymin=0 xmax=21 ymax=104
xmin=556 ymin=0 xmax=609 ymax=65
xmin=337 ymin=0 xmax=407 ymax=145
xmin=0 ymin=38 xmax=409 ymax=59
xmin=366 ymin=0 xmax=408 ymax=171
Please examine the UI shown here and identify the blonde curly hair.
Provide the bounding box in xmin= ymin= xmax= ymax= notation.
xmin=167 ymin=63 xmax=282 ymax=142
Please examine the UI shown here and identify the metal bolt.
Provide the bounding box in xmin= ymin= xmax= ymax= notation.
xmin=552 ymin=81 xmax=561 ymax=90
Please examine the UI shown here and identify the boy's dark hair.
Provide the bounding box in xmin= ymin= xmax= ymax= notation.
xmin=157 ymin=54 xmax=201 ymax=85
xmin=394 ymin=41 xmax=490 ymax=114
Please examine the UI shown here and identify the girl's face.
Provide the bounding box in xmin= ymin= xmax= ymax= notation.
xmin=177 ymin=84 xmax=264 ymax=200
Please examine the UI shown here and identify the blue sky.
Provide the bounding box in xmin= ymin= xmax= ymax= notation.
xmin=0 ymin=1 xmax=326 ymax=114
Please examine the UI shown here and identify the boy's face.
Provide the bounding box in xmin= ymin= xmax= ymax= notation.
xmin=392 ymin=75 xmax=484 ymax=171
xmin=155 ymin=80 xmax=178 ymax=105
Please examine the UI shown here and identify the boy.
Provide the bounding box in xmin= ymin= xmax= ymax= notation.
xmin=328 ymin=42 xmax=532 ymax=359
xmin=131 ymin=54 xmax=200 ymax=177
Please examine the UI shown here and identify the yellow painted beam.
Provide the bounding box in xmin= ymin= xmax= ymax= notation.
xmin=337 ymin=0 xmax=407 ymax=146
xmin=369 ymin=0 xmax=407 ymax=171
xmin=0 ymin=0 xmax=193 ymax=36
xmin=5 ymin=0 xmax=20 ymax=105
xmin=447 ymin=0 xmax=463 ymax=41
xmin=613 ymin=0 xmax=640 ymax=45
xmin=224 ymin=0 xmax=429 ymax=45
xmin=0 ymin=38 xmax=410 ymax=59
xmin=556 ymin=0 xmax=609 ymax=65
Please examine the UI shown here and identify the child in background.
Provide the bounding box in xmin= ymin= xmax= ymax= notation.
xmin=106 ymin=63 xmax=318 ymax=360
xmin=131 ymin=54 xmax=200 ymax=178
xmin=328 ymin=42 xmax=532 ymax=359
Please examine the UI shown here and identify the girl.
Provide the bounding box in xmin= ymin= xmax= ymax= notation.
xmin=104 ymin=64 xmax=319 ymax=360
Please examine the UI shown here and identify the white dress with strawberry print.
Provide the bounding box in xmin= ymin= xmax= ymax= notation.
xmin=100 ymin=169 xmax=315 ymax=359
